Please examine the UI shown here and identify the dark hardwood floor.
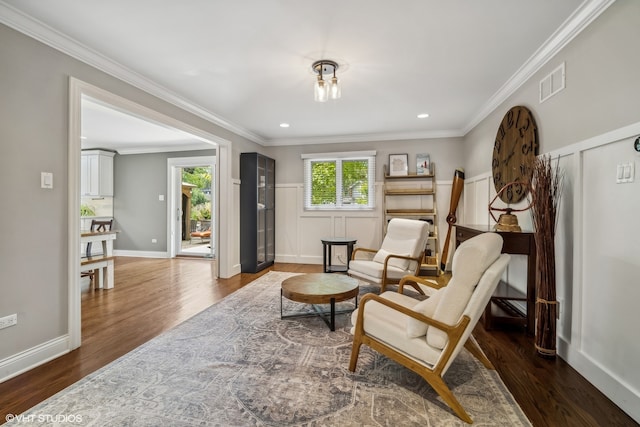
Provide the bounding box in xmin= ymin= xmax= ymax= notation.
xmin=0 ymin=258 xmax=636 ymax=426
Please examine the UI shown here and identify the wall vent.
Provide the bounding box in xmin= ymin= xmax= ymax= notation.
xmin=539 ymin=62 xmax=565 ymax=103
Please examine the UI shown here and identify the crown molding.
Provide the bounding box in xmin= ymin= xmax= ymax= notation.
xmin=115 ymin=144 xmax=215 ymax=156
xmin=264 ymin=129 xmax=464 ymax=147
xmin=1 ymin=0 xmax=615 ymax=146
xmin=0 ymin=2 xmax=266 ymax=145
xmin=462 ymin=0 xmax=617 ymax=136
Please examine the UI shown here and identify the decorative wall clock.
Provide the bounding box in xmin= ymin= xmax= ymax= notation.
xmin=492 ymin=106 xmax=539 ymax=203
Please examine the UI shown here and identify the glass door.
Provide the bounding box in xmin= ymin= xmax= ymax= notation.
xmin=256 ymin=156 xmax=266 ymax=266
xmin=265 ymin=157 xmax=275 ymax=264
xmin=178 ymin=165 xmax=215 ymax=258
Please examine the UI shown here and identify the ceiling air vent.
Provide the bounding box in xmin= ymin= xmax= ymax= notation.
xmin=539 ymin=62 xmax=565 ymax=103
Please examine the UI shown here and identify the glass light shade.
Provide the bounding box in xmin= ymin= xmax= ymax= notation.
xmin=314 ymin=77 xmax=328 ymax=102
xmin=329 ymin=76 xmax=341 ymax=99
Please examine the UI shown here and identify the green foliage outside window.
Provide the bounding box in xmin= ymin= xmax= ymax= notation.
xmin=311 ymin=161 xmax=336 ymax=205
xmin=342 ymin=160 xmax=368 ymax=205
xmin=309 ymin=158 xmax=370 ymax=207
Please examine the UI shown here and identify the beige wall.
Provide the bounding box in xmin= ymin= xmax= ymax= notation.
xmin=464 ymin=0 xmax=640 ymax=177
xmin=266 ymin=137 xmax=464 ymax=184
xmin=460 ymin=1 xmax=640 ymax=421
xmin=266 ymin=137 xmax=463 ymax=268
xmin=0 ymin=23 xmax=261 ymax=372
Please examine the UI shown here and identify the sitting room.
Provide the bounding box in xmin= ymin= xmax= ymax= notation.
xmin=1 ymin=1 xmax=639 ymax=425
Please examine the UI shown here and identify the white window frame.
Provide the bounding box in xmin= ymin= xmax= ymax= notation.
xmin=302 ymin=151 xmax=376 ymax=210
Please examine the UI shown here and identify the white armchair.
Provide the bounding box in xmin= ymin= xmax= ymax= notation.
xmin=349 ymin=233 xmax=510 ymax=423
xmin=347 ymin=218 xmax=430 ymax=293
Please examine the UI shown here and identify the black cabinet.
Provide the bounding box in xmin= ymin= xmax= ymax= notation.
xmin=240 ymin=153 xmax=275 ymax=273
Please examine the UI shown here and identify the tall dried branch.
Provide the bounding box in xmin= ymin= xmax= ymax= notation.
xmin=527 ymin=155 xmax=564 ymax=356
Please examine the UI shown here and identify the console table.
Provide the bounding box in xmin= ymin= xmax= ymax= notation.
xmin=321 ymin=237 xmax=357 ymax=273
xmin=455 ymin=224 xmax=536 ymax=335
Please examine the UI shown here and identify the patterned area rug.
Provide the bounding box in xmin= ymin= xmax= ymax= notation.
xmin=15 ymin=271 xmax=531 ymax=426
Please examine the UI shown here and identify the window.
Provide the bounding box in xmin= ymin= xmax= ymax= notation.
xmin=302 ymin=151 xmax=376 ymax=210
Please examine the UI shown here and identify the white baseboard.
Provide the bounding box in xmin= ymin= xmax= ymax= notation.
xmin=558 ymin=337 xmax=639 ymax=423
xmin=113 ymin=250 xmax=168 ymax=258
xmin=276 ymin=254 xmax=323 ymax=265
xmin=228 ymin=264 xmax=242 ymax=278
xmin=0 ymin=336 xmax=70 ymax=383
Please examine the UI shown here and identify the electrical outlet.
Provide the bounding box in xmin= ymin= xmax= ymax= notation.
xmin=0 ymin=313 xmax=17 ymax=330
xmin=151 ymin=238 xmax=157 ymax=243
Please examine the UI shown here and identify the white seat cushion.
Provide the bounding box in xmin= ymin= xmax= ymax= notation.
xmin=348 ymin=259 xmax=409 ymax=279
xmin=351 ymin=292 xmax=442 ymax=366
xmin=373 ymin=248 xmax=411 ymax=270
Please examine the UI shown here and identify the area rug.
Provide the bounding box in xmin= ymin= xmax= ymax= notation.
xmin=14 ymin=271 xmax=531 ymax=426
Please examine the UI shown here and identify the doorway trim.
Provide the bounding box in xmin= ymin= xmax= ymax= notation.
xmin=68 ymin=77 xmax=234 ymax=350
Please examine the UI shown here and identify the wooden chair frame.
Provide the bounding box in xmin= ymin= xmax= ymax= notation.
xmin=349 ymin=277 xmax=494 ymax=424
xmin=397 ymin=274 xmax=446 ymax=295
xmin=350 ymin=247 xmax=422 ymax=293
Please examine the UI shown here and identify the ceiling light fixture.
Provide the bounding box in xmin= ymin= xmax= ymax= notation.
xmin=312 ymin=60 xmax=340 ymax=102
xmin=279 ymin=123 xmax=290 ymax=128
xmin=417 ymin=113 xmax=430 ymax=119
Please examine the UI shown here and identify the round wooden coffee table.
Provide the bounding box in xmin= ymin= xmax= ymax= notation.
xmin=281 ymin=273 xmax=359 ymax=331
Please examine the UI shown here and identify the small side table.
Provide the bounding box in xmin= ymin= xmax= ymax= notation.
xmin=321 ymin=237 xmax=357 ymax=273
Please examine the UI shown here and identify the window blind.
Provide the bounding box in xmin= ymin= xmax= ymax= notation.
xmin=302 ymin=151 xmax=376 ymax=210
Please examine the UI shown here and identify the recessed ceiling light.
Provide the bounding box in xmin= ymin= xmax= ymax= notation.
xmin=417 ymin=113 xmax=430 ymax=119
xmin=80 ymin=136 xmax=87 ymax=139
xmin=279 ymin=123 xmax=290 ymax=128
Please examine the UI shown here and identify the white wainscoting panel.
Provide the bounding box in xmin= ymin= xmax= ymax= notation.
xmin=273 ymin=180 xmax=463 ymax=270
xmin=274 ymin=185 xmax=299 ymax=263
xmin=345 ymin=216 xmax=381 ymax=251
xmin=580 ymin=136 xmax=640 ymax=404
xmin=554 ymin=153 xmax=575 ymax=340
xmin=298 ymin=216 xmax=333 ymax=264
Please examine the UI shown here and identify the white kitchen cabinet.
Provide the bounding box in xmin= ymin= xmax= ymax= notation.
xmin=81 ymin=150 xmax=114 ymax=197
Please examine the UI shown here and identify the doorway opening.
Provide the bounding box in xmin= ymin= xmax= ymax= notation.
xmin=69 ymin=77 xmax=234 ymax=350
xmin=168 ymin=156 xmax=216 ymax=260
xmin=178 ymin=165 xmax=215 ymax=258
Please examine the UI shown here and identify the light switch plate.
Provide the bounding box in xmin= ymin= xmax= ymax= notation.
xmin=616 ymin=162 xmax=635 ymax=183
xmin=41 ymin=172 xmax=53 ymax=189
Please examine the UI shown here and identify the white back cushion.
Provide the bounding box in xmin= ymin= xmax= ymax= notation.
xmin=406 ymin=289 xmax=443 ymax=338
xmin=374 ymin=219 xmax=429 ymax=270
xmin=426 ymin=232 xmax=503 ymax=349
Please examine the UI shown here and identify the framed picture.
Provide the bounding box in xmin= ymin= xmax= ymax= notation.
xmin=388 ymin=153 xmax=409 ymax=176
xmin=416 ymin=153 xmax=430 ymax=175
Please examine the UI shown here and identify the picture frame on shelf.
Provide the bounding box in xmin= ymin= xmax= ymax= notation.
xmin=388 ymin=153 xmax=409 ymax=176
xmin=417 ymin=153 xmax=431 ymax=175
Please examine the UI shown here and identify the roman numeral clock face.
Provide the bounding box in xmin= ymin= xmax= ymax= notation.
xmin=492 ymin=106 xmax=539 ymax=203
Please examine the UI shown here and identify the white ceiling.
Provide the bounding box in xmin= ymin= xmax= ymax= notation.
xmin=1 ymin=0 xmax=612 ymax=152
xmin=81 ymin=96 xmax=213 ymax=154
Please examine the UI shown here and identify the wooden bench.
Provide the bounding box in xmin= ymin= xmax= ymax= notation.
xmin=81 ymin=255 xmax=115 ymax=289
